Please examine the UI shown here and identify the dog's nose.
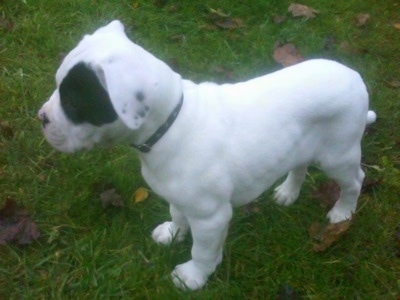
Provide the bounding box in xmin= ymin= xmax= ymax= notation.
xmin=38 ymin=110 xmax=50 ymax=127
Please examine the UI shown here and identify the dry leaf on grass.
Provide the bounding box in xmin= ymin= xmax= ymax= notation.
xmin=288 ymin=3 xmax=319 ymax=19
xmin=134 ymin=187 xmax=149 ymax=203
xmin=308 ymin=220 xmax=352 ymax=252
xmin=356 ymin=13 xmax=370 ymax=27
xmin=394 ymin=23 xmax=400 ymax=30
xmin=207 ymin=7 xmax=245 ymax=30
xmin=100 ymin=189 xmax=125 ymax=208
xmin=0 ymin=198 xmax=41 ymax=245
xmin=273 ymin=43 xmax=304 ymax=67
xmin=311 ymin=181 xmax=340 ymax=209
xmin=312 ymin=177 xmax=381 ymax=207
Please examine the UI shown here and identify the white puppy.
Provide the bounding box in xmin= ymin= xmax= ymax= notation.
xmin=38 ymin=20 xmax=376 ymax=290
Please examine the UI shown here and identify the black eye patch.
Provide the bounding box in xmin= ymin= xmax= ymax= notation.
xmin=59 ymin=62 xmax=118 ymax=126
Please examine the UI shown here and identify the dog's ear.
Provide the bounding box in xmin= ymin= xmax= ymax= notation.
xmin=59 ymin=62 xmax=118 ymax=126
xmin=94 ymin=20 xmax=126 ymax=36
xmin=93 ymin=61 xmax=152 ymax=130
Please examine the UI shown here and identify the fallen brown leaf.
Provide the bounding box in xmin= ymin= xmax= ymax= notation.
xmin=206 ymin=7 xmax=244 ymax=30
xmin=100 ymin=189 xmax=125 ymax=208
xmin=0 ymin=198 xmax=41 ymax=245
xmin=288 ymin=3 xmax=319 ymax=19
xmin=134 ymin=187 xmax=149 ymax=203
xmin=356 ymin=13 xmax=370 ymax=27
xmin=273 ymin=43 xmax=304 ymax=67
xmin=311 ymin=181 xmax=340 ymax=209
xmin=308 ymin=220 xmax=352 ymax=252
xmin=394 ymin=23 xmax=400 ymax=30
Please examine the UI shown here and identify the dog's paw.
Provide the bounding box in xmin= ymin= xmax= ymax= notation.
xmin=171 ymin=260 xmax=208 ymax=290
xmin=327 ymin=206 xmax=353 ymax=223
xmin=151 ymin=221 xmax=185 ymax=245
xmin=273 ymin=184 xmax=299 ymax=206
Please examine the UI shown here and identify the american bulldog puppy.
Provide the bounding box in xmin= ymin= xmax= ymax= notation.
xmin=38 ymin=20 xmax=376 ymax=290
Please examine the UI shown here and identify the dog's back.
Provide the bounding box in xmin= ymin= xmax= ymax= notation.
xmin=177 ymin=59 xmax=374 ymax=212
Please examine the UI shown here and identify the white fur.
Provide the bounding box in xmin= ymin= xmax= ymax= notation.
xmin=38 ymin=20 xmax=375 ymax=290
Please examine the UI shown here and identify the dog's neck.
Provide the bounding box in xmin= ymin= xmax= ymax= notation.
xmin=131 ymin=93 xmax=184 ymax=153
xmin=129 ymin=71 xmax=186 ymax=149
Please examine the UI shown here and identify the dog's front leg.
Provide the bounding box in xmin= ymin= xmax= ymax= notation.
xmin=172 ymin=203 xmax=233 ymax=290
xmin=152 ymin=204 xmax=190 ymax=245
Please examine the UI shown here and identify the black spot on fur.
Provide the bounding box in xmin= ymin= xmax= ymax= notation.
xmin=136 ymin=91 xmax=145 ymax=102
xmin=59 ymin=62 xmax=118 ymax=126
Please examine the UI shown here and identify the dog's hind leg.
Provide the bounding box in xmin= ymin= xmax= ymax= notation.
xmin=320 ymin=148 xmax=365 ymax=223
xmin=274 ymin=165 xmax=307 ymax=206
xmin=152 ymin=205 xmax=190 ymax=245
xmin=326 ymin=166 xmax=364 ymax=223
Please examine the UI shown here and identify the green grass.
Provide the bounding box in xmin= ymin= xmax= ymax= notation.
xmin=1 ymin=0 xmax=399 ymax=298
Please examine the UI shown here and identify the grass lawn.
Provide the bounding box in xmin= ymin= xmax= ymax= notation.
xmin=1 ymin=0 xmax=399 ymax=298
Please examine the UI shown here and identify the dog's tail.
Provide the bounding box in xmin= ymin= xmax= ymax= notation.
xmin=367 ymin=110 xmax=377 ymax=125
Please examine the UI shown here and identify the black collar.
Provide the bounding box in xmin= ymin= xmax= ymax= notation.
xmin=131 ymin=94 xmax=184 ymax=153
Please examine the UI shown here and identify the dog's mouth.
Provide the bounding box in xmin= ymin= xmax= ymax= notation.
xmin=42 ymin=125 xmax=71 ymax=152
xmin=38 ymin=114 xmax=74 ymax=153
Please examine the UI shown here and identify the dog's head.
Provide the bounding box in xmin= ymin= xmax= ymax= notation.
xmin=38 ymin=20 xmax=182 ymax=153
